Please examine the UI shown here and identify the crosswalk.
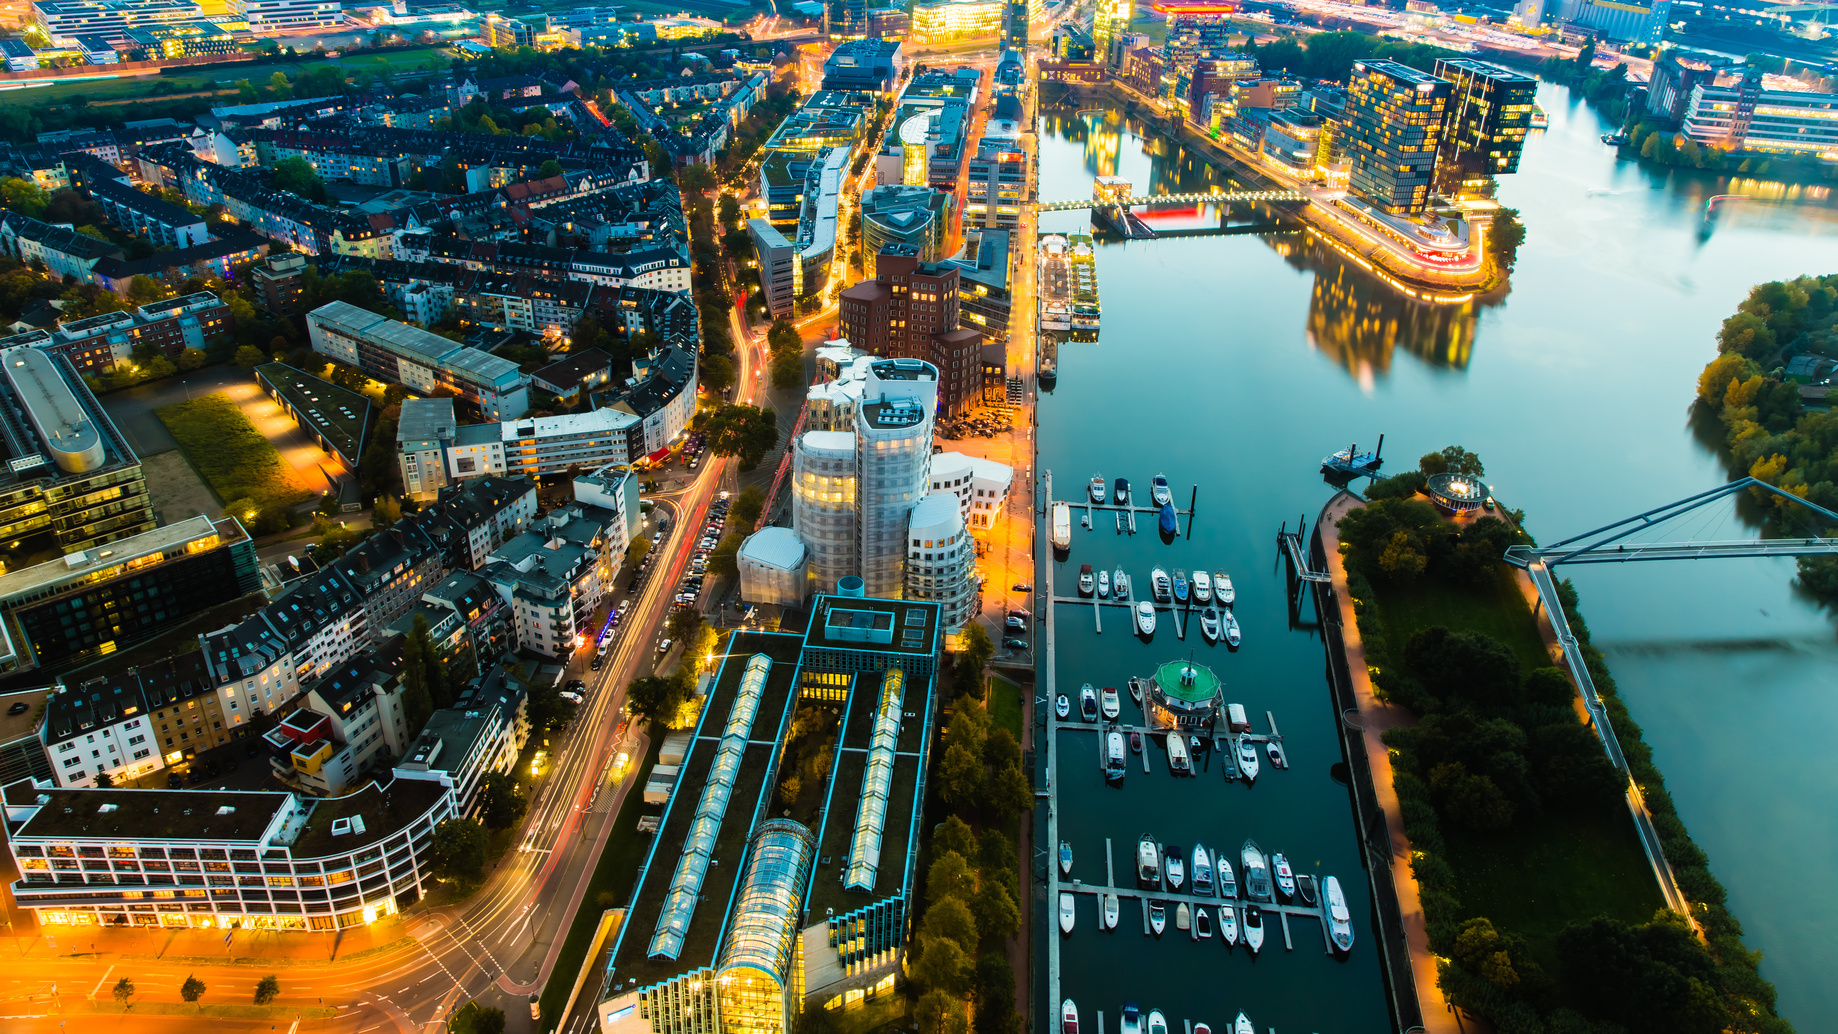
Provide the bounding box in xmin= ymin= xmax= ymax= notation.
xmin=1006 ymin=377 xmax=1025 ymax=405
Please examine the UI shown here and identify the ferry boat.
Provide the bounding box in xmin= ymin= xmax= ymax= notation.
xmin=1166 ymin=733 xmax=1191 ymax=774
xmin=1148 ymin=901 xmax=1166 ymax=936
xmin=1135 ymin=601 xmax=1156 ymax=636
xmin=1242 ymin=840 xmax=1272 ymax=901
xmin=1237 ymin=736 xmax=1259 ymax=780
xmin=1159 ymin=502 xmax=1177 ymax=536
xmin=1103 ymin=893 xmax=1120 ymax=928
xmin=1224 ymin=609 xmax=1241 ymax=649
xmin=1218 ymin=856 xmax=1237 ymax=899
xmin=1105 ymin=730 xmax=1127 ymax=781
xmin=1172 ymin=569 xmax=1190 ymax=603
xmin=1059 ymin=892 xmax=1076 ymax=934
xmin=1059 ymin=840 xmax=1073 ymax=876
xmin=1150 ymin=474 xmax=1172 ymax=506
xmin=1200 ymin=606 xmax=1221 ymax=643
xmin=1097 ymin=569 xmax=1110 ymax=598
xmin=1079 ymin=564 xmax=1094 ymax=595
xmin=1101 ymin=686 xmax=1120 ymax=720
xmin=1051 ymin=502 xmax=1072 ymax=551
xmin=1150 ymin=567 xmax=1172 ymax=603
xmin=1191 ymin=843 xmax=1214 ymax=896
xmin=1114 ymin=568 xmax=1130 ymax=600
xmin=1326 ymin=876 xmax=1355 ymax=953
xmin=1137 ymin=836 xmax=1160 ymax=886
xmin=1089 ymin=474 xmax=1107 ymax=504
xmin=1062 ymin=1000 xmax=1079 ymax=1034
xmin=1193 ymin=569 xmax=1212 ymax=603
xmin=1220 ymin=902 xmax=1238 ymax=946
xmin=1114 ymin=478 xmax=1130 ymax=505
xmin=1038 ymin=235 xmax=1073 ymax=330
xmin=1243 ymin=905 xmax=1264 ymax=953
xmin=1080 ymin=684 xmax=1098 ymax=722
xmin=1215 ymin=572 xmax=1234 ymax=605
xmin=1272 ymin=853 xmax=1296 ymax=899
xmin=1068 ymin=233 xmax=1101 ymax=331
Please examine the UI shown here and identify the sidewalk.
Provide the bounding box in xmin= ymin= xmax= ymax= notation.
xmin=1317 ymin=494 xmax=1465 ymax=1034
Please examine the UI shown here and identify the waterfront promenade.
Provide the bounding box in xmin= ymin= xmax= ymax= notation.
xmin=1317 ymin=493 xmax=1464 ymax=1034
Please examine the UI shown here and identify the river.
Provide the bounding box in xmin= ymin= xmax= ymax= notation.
xmin=1032 ymin=83 xmax=1838 ymax=1031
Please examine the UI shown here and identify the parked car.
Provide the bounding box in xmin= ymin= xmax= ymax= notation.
xmin=591 ymin=656 xmax=603 ymax=670
xmin=1012 ymin=583 xmax=1032 ymax=592
xmin=1005 ymin=616 xmax=1027 ymax=631
xmin=1008 ymin=608 xmax=1029 ymax=619
xmin=1003 ymin=638 xmax=1028 ymax=650
xmin=657 ymin=639 xmax=673 ymax=654
xmin=559 ymin=690 xmax=584 ymax=705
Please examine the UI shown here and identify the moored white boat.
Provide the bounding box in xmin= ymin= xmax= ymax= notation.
xmin=1224 ymin=609 xmax=1241 ymax=648
xmin=1166 ymin=731 xmax=1190 ymax=774
xmin=1273 ymin=853 xmax=1296 ymax=898
xmin=1237 ymin=736 xmax=1259 ymax=781
xmin=1220 ymin=902 xmax=1238 ymax=945
xmin=1267 ymin=740 xmax=1285 ymax=767
xmin=1137 ymin=836 xmax=1160 ymax=886
xmin=1103 ymin=893 xmax=1119 ymax=929
xmin=1326 ymin=876 xmax=1355 ymax=952
xmin=1105 ymin=731 xmax=1127 ymax=781
xmin=1296 ymin=873 xmax=1318 ymax=907
xmin=1200 ymin=606 xmax=1220 ymax=643
xmin=1101 ymin=685 xmax=1120 ymax=720
xmin=1242 ymin=840 xmax=1272 ymax=901
xmin=1191 ymin=842 xmax=1213 ymax=896
xmin=1193 ymin=569 xmax=1212 ymax=603
xmin=1172 ymin=568 xmax=1189 ymax=603
xmin=1114 ymin=478 xmax=1130 ymax=505
xmin=1080 ymin=684 xmax=1098 ymax=721
xmin=1135 ymin=601 xmax=1156 ymax=636
xmin=1120 ymin=1003 xmax=1142 ymax=1034
xmin=1163 ymin=845 xmax=1185 ymax=889
xmin=1051 ymin=503 xmax=1071 ymax=550
xmin=1148 ymin=901 xmax=1166 ymax=935
xmin=1062 ymin=1000 xmax=1079 ymax=1034
xmin=1151 ymin=474 xmax=1172 ymax=506
xmin=1097 ymin=569 xmax=1110 ymax=597
xmin=1147 ymin=1010 xmax=1168 ymax=1034
xmin=1114 ymin=568 xmax=1130 ymax=599
xmin=1089 ymin=474 xmax=1106 ymax=504
xmin=1234 ymin=1013 xmax=1253 ymax=1034
xmin=1079 ymin=564 xmax=1094 ymax=595
xmin=1174 ymin=902 xmax=1190 ymax=931
xmin=1217 ymin=856 xmax=1237 ymax=899
xmin=1059 ymin=892 xmax=1075 ymax=934
xmin=1216 ymin=572 xmax=1234 ymax=605
xmin=1059 ymin=840 xmax=1073 ymax=876
xmin=1150 ymin=567 xmax=1172 ymax=603
xmin=1194 ymin=905 xmax=1212 ymax=939
xmin=1243 ymin=905 xmax=1264 ymax=953
xmin=1055 ymin=694 xmax=1069 ymax=719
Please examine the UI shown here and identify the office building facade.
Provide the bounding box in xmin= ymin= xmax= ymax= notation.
xmin=1433 ymin=58 xmax=1537 ymax=197
xmin=1344 ymin=60 xmax=1451 ymax=216
xmin=839 ymin=248 xmax=986 ymax=417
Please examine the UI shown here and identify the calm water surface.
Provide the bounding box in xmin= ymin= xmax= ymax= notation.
xmin=1033 ymin=84 xmax=1838 ymax=1030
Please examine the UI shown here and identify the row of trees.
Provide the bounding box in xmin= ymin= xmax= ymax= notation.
xmin=766 ymin=317 xmax=805 ymax=390
xmin=111 ymin=972 xmax=280 ymax=1009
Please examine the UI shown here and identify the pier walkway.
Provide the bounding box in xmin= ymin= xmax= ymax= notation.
xmin=1036 ymin=190 xmax=1305 ymax=211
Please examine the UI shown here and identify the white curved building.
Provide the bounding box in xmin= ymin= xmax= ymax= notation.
xmin=792 ymin=430 xmax=859 ymax=592
xmin=927 ymin=451 xmax=1014 ymax=530
xmin=854 ymin=359 xmax=938 ymax=598
xmin=903 ymin=491 xmax=976 ymax=628
xmin=738 ymin=527 xmax=810 ymax=607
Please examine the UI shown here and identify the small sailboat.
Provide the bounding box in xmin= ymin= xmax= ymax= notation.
xmin=1217 ymin=856 xmax=1237 ymax=899
xmin=1237 ymin=737 xmax=1259 ymax=781
xmin=1200 ymin=606 xmax=1221 ymax=643
xmin=1273 ymin=853 xmax=1296 ymax=899
xmin=1191 ymin=842 xmax=1214 ymax=896
xmin=1151 ymin=474 xmax=1172 ymax=506
xmin=1055 ymin=694 xmax=1070 ymax=720
xmin=1172 ymin=568 xmax=1189 ymax=603
xmin=1194 ymin=905 xmax=1212 ymax=939
xmin=1062 ymin=1000 xmax=1079 ymax=1034
xmin=1103 ymin=893 xmax=1120 ymax=929
xmin=1174 ymin=902 xmax=1190 ymax=931
xmin=1148 ymin=900 xmax=1166 ymax=935
xmin=1137 ymin=836 xmax=1160 ymax=886
xmin=1326 ymin=876 xmax=1355 ymax=953
xmin=1193 ymin=569 xmax=1212 ymax=603
xmin=1234 ymin=1014 xmax=1254 ymax=1034
xmin=1150 ymin=567 xmax=1171 ymax=603
xmin=1089 ymin=474 xmax=1106 ymax=504
xmin=1163 ymin=845 xmax=1185 ymax=890
xmin=1159 ymin=501 xmax=1177 ymax=536
xmin=1135 ymin=600 xmax=1156 ymax=636
xmin=1080 ymin=684 xmax=1098 ymax=721
xmin=1059 ymin=840 xmax=1073 ymax=876
xmin=1224 ymin=608 xmax=1241 ymax=648
xmin=1220 ymin=902 xmax=1238 ymax=946
xmin=1097 ymin=568 xmax=1110 ymax=597
xmin=1147 ymin=1009 xmax=1168 ymax=1034
xmin=1101 ymin=685 xmax=1120 ymax=720
xmin=1242 ymin=839 xmax=1271 ymax=901
xmin=1215 ymin=571 xmax=1233 ymax=605
xmin=1114 ymin=477 xmax=1130 ymax=505
xmin=1120 ymin=1004 xmax=1142 ymax=1034
xmin=1267 ymin=740 xmax=1285 ymax=768
xmin=1079 ymin=564 xmax=1094 ymax=595
xmin=1059 ymin=892 xmax=1075 ymax=934
xmin=1296 ymin=873 xmax=1318 ymax=907
xmin=1113 ymin=568 xmax=1130 ymax=600
xmin=1243 ymin=904 xmax=1264 ymax=953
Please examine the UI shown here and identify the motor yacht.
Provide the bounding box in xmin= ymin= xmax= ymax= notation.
xmin=1194 ymin=905 xmax=1212 ymax=939
xmin=1224 ymin=609 xmax=1241 ymax=648
xmin=1114 ymin=478 xmax=1130 ymax=505
xmin=1217 ymin=856 xmax=1237 ymax=899
xmin=1166 ymin=731 xmax=1191 ymax=774
xmin=1120 ymin=1003 xmax=1141 ymax=1034
xmin=1089 ymin=474 xmax=1106 ymax=504
xmin=1163 ymin=845 xmax=1185 ymax=890
xmin=1103 ymin=893 xmax=1119 ymax=929
xmin=1080 ymin=684 xmax=1098 ymax=722
xmin=1059 ymin=840 xmax=1073 ymax=876
xmin=1062 ymin=1000 xmax=1079 ymax=1034
xmin=1101 ymin=686 xmax=1120 ymax=720
xmin=1105 ymin=731 xmax=1127 ymax=782
xmin=1235 ymin=1014 xmax=1254 ymax=1034
xmin=1059 ymin=892 xmax=1075 ymax=934
xmin=1191 ymin=843 xmax=1214 ymax=896
xmin=1237 ymin=736 xmax=1259 ymax=781
xmin=1151 ymin=474 xmax=1172 ymax=506
xmin=1079 ymin=564 xmax=1094 ymax=595
xmin=1172 ymin=569 xmax=1190 ymax=604
xmin=1326 ymin=876 xmax=1355 ymax=953
xmin=1243 ymin=905 xmax=1264 ymax=953
xmin=1148 ymin=901 xmax=1166 ymax=936
xmin=1241 ymin=840 xmax=1271 ymax=901
xmin=1215 ymin=572 xmax=1234 ymax=605
xmin=1114 ymin=568 xmax=1130 ymax=600
xmin=1273 ymin=853 xmax=1296 ymax=899
xmin=1150 ymin=567 xmax=1172 ymax=603
xmin=1159 ymin=502 xmax=1177 ymax=536
xmin=1267 ymin=740 xmax=1286 ymax=768
xmin=1148 ymin=1011 xmax=1168 ymax=1034
xmin=1296 ymin=873 xmax=1318 ymax=907
xmin=1051 ymin=502 xmax=1071 ymax=551
xmin=1200 ymin=606 xmax=1221 ymax=643
xmin=1097 ymin=569 xmax=1110 ymax=598
xmin=1193 ymin=569 xmax=1212 ymax=603
xmin=1135 ymin=601 xmax=1156 ymax=636
xmin=1137 ymin=836 xmax=1160 ymax=886
xmin=1220 ymin=903 xmax=1238 ymax=946
xmin=1055 ymin=694 xmax=1070 ymax=720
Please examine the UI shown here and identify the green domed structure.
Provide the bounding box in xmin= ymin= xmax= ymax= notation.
xmin=1146 ymin=659 xmax=1223 ymax=730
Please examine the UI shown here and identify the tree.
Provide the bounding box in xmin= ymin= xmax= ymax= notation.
xmin=627 ymin=536 xmax=652 ymax=568
xmin=1429 ymin=762 xmax=1516 ymax=831
xmin=0 ymin=176 xmax=49 ymax=218
xmin=984 ymin=727 xmax=1020 ymax=771
xmin=921 ymin=895 xmax=978 ymax=952
xmin=953 ymin=623 xmax=993 ymax=698
xmin=771 ymin=347 xmax=804 ymax=390
xmin=718 ymin=193 xmax=742 ymax=228
xmin=701 ymin=353 xmax=735 ymax=393
xmin=699 ymin=403 xmax=779 ymax=469
xmin=911 ymin=934 xmax=971 ymax=993
xmin=235 ymin=344 xmax=266 ymax=368
xmin=177 ymin=347 xmax=207 ymax=371
xmin=983 ymin=763 xmax=1032 ymax=822
xmin=271 ymin=157 xmax=330 ymax=203
xmin=428 ymin=817 xmax=489 ymax=883
xmin=480 ymin=771 xmax=528 ymax=831
xmin=112 ymin=976 xmax=135 ymax=1008
xmin=253 ymin=974 xmax=280 ymax=1005
xmin=180 ymin=974 xmax=206 ymax=1006
xmin=537 ymin=159 xmax=563 ymax=178
xmin=971 ymin=878 xmax=1019 ymax=941
xmin=1404 ymin=627 xmax=1523 ymax=710
xmin=126 ymin=274 xmax=164 ymax=304
xmin=707 ymin=531 xmax=746 ymax=579
xmin=370 ymin=493 xmax=402 ymax=529
xmin=935 ymin=815 xmax=977 ymax=860
xmin=449 ymin=1001 xmax=508 ymax=1034
xmin=915 ymin=989 xmax=970 ymax=1034
xmin=627 ymin=674 xmax=690 ymax=727
xmin=927 ymin=850 xmax=976 ymax=904
xmin=936 ymin=742 xmax=985 ymax=809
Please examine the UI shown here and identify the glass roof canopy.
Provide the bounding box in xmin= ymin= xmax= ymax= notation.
xmin=843 ymin=669 xmax=905 ymax=892
xmin=717 ymin=819 xmax=818 ymax=986
xmin=648 ymin=653 xmax=773 ymax=960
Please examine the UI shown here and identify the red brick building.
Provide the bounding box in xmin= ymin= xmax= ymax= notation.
xmin=839 ymin=245 xmax=985 ymax=416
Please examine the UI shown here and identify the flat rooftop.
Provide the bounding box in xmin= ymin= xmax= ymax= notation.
xmin=11 ymin=786 xmax=291 ymax=843
xmin=805 ymin=594 xmax=940 ymax=657
xmin=0 ymin=514 xmax=242 ymax=603
xmin=608 ymin=630 xmax=805 ymax=990
xmin=256 ymin=363 xmax=372 ymax=463
xmin=289 ymin=778 xmax=446 ymax=860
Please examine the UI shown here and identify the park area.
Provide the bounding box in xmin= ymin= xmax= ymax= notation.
xmin=156 ymin=392 xmax=314 ymax=520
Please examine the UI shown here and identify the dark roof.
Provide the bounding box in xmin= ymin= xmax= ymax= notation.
xmin=89 ymin=232 xmax=269 ymax=281
xmin=533 ymin=347 xmax=613 ymax=392
xmin=12 ymin=786 xmax=291 ymax=843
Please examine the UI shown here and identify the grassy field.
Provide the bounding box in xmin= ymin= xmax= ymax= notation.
xmin=155 ymin=393 xmax=309 ymax=509
xmin=1371 ymin=565 xmax=1552 ymax=673
xmin=7 ymin=47 xmax=450 ymax=107
xmin=989 ymin=674 xmax=1024 ymax=740
xmin=538 ymin=730 xmax=664 ymax=1031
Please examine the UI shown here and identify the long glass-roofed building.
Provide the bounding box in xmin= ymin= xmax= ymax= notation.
xmin=598 ymin=594 xmax=940 ymax=1034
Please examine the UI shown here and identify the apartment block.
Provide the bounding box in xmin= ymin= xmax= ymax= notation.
xmin=838 ymin=247 xmax=986 ymax=417
xmin=307 ymin=300 xmax=531 ymax=421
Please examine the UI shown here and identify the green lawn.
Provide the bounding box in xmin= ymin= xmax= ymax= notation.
xmin=1445 ymin=808 xmax=1666 ymax=972
xmin=1371 ymin=566 xmax=1552 ymax=673
xmin=539 ymin=730 xmax=664 ymax=1031
xmin=5 ymin=74 xmax=217 ymax=104
xmin=155 ymin=392 xmax=308 ymax=509
xmin=989 ymin=674 xmax=1024 ymax=740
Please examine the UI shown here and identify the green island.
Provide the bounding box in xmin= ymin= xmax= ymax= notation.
xmin=1336 ymin=447 xmax=1791 ymax=1034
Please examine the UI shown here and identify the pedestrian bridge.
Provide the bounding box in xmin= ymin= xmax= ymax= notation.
xmin=1035 ymin=190 xmax=1306 ymax=211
